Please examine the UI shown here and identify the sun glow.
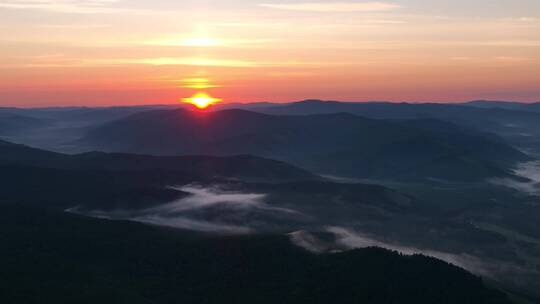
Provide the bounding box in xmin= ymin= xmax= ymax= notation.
xmin=181 ymin=78 xmax=220 ymax=89
xmin=182 ymin=92 xmax=222 ymax=109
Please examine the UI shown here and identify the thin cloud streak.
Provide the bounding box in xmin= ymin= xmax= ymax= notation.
xmin=0 ymin=0 xmax=120 ymax=14
xmin=259 ymin=1 xmax=401 ymax=12
xmin=0 ymin=0 xmax=179 ymax=15
xmin=141 ymin=37 xmax=275 ymax=48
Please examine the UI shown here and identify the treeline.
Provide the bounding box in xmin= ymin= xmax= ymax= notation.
xmin=0 ymin=204 xmax=511 ymax=304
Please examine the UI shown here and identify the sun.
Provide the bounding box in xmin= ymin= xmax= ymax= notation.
xmin=182 ymin=92 xmax=222 ymax=109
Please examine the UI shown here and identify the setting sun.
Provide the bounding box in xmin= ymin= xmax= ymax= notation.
xmin=182 ymin=92 xmax=222 ymax=109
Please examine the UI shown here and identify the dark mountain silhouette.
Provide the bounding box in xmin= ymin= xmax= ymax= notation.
xmin=0 ymin=139 xmax=422 ymax=242
xmin=0 ymin=106 xmax=184 ymax=154
xmin=0 ymin=139 xmax=317 ymax=183
xmin=80 ymin=108 xmax=529 ymax=182
xmin=0 ymin=139 xmax=323 ymax=211
xmin=0 ymin=204 xmax=513 ymax=304
xmin=0 ymin=138 xmax=425 ymax=236
xmin=0 ymin=105 xmax=178 ymax=124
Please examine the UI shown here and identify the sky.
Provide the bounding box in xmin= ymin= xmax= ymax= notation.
xmin=0 ymin=0 xmax=539 ymax=106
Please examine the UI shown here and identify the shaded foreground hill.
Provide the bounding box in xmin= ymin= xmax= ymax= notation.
xmin=80 ymin=108 xmax=529 ymax=182
xmin=0 ymin=139 xmax=317 ymax=183
xmin=0 ymin=139 xmax=412 ymax=224
xmin=0 ymin=139 xmax=319 ymax=211
xmin=0 ymin=204 xmax=512 ymax=304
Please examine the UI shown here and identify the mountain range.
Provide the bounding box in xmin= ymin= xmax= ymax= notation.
xmin=2 ymin=102 xmax=540 ymax=301
xmin=80 ymin=108 xmax=529 ymax=182
xmin=242 ymin=100 xmax=540 ymax=152
xmin=0 ymin=134 xmax=538 ymax=301
xmin=0 ymin=139 xmax=316 ymax=183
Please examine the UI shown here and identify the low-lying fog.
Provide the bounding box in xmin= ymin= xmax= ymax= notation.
xmin=67 ymin=184 xmax=302 ymax=234
xmin=289 ymin=227 xmax=523 ymax=280
xmin=67 ymin=183 xmax=530 ymax=284
xmin=492 ymin=160 xmax=540 ymax=195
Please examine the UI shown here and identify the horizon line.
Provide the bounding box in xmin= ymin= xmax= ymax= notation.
xmin=2 ymin=99 xmax=539 ymax=109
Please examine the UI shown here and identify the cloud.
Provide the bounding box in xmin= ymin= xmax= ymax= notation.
xmin=141 ymin=37 xmax=274 ymax=48
xmin=8 ymin=54 xmax=326 ymax=69
xmin=259 ymin=1 xmax=401 ymax=12
xmin=130 ymin=57 xmax=265 ymax=68
xmin=493 ymin=56 xmax=531 ymax=62
xmin=95 ymin=57 xmax=323 ymax=68
xmin=0 ymin=0 xmax=120 ymax=14
xmin=0 ymin=0 xmax=175 ymax=15
xmin=37 ymin=23 xmax=110 ymax=29
xmin=20 ymin=57 xmax=268 ymax=68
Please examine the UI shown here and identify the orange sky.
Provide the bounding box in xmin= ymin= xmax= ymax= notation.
xmin=0 ymin=0 xmax=539 ymax=106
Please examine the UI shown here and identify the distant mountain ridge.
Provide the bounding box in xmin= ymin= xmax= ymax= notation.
xmin=0 ymin=112 xmax=50 ymax=135
xmin=252 ymin=99 xmax=540 ymax=117
xmin=0 ymin=139 xmax=317 ymax=183
xmin=80 ymin=108 xmax=529 ymax=182
xmin=463 ymin=100 xmax=540 ymax=111
xmin=232 ymin=100 xmax=540 ymax=154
